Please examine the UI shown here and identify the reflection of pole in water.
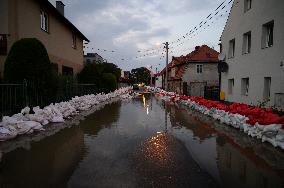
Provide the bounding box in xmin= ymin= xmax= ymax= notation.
xmin=165 ymin=103 xmax=168 ymax=133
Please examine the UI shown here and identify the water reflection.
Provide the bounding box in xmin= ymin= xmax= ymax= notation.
xmin=80 ymin=101 xmax=121 ymax=136
xmin=216 ymin=136 xmax=283 ymax=188
xmin=0 ymin=97 xmax=283 ymax=188
xmin=0 ymin=126 xmax=85 ymax=187
xmin=168 ymin=103 xmax=284 ymax=188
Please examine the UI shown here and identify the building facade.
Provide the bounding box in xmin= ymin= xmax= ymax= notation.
xmin=165 ymin=45 xmax=219 ymax=96
xmin=84 ymin=53 xmax=104 ymax=64
xmin=220 ymin=0 xmax=284 ymax=108
xmin=0 ymin=0 xmax=89 ymax=78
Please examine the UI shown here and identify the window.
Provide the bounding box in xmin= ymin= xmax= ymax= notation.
xmin=196 ymin=64 xmax=203 ymax=74
xmin=244 ymin=0 xmax=252 ymax=12
xmin=263 ymin=77 xmax=271 ymax=100
xmin=228 ymin=79 xmax=234 ymax=94
xmin=171 ymin=67 xmax=176 ymax=77
xmin=241 ymin=78 xmax=249 ymax=96
xmin=242 ymin=31 xmax=251 ymax=54
xmin=0 ymin=34 xmax=7 ymax=55
xmin=72 ymin=33 xmax=77 ymax=49
xmin=262 ymin=21 xmax=274 ymax=48
xmin=228 ymin=39 xmax=235 ymax=58
xmin=40 ymin=10 xmax=49 ymax=32
xmin=62 ymin=65 xmax=73 ymax=76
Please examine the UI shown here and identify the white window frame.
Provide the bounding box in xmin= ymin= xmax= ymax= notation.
xmin=242 ymin=31 xmax=251 ymax=54
xmin=40 ymin=10 xmax=49 ymax=32
xmin=228 ymin=39 xmax=235 ymax=58
xmin=196 ymin=64 xmax=203 ymax=74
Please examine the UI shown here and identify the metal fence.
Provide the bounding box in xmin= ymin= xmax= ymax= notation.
xmin=204 ymin=86 xmax=220 ymax=101
xmin=0 ymin=80 xmax=98 ymax=117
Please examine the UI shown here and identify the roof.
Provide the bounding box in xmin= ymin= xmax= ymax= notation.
xmin=41 ymin=0 xmax=89 ymax=42
xmin=159 ymin=45 xmax=219 ymax=80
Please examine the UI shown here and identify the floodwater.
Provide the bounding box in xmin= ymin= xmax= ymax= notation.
xmin=0 ymin=94 xmax=283 ymax=188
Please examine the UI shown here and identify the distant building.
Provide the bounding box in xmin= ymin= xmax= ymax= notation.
xmin=161 ymin=45 xmax=219 ymax=96
xmin=84 ymin=53 xmax=104 ymax=64
xmin=220 ymin=0 xmax=284 ymax=108
xmin=0 ymin=0 xmax=89 ymax=78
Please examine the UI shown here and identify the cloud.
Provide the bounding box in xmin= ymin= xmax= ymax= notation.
xmin=48 ymin=0 xmax=228 ymax=71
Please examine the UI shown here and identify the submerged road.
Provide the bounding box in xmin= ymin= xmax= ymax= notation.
xmin=0 ymin=94 xmax=283 ymax=188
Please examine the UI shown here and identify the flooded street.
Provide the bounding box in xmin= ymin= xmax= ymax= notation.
xmin=0 ymin=95 xmax=283 ymax=188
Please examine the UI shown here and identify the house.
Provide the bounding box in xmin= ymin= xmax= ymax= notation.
xmin=165 ymin=45 xmax=219 ymax=96
xmin=84 ymin=53 xmax=104 ymax=64
xmin=220 ymin=0 xmax=284 ymax=108
xmin=0 ymin=0 xmax=89 ymax=78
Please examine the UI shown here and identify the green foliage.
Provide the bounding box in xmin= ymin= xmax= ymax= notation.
xmin=4 ymin=38 xmax=58 ymax=101
xmin=130 ymin=67 xmax=151 ymax=84
xmin=4 ymin=38 xmax=53 ymax=83
xmin=78 ymin=61 xmax=119 ymax=92
xmin=102 ymin=73 xmax=117 ymax=92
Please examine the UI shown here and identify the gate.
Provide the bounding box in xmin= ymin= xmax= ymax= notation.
xmin=204 ymin=86 xmax=220 ymax=101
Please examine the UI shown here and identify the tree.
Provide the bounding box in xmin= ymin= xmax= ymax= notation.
xmin=77 ymin=61 xmax=120 ymax=92
xmin=4 ymin=38 xmax=58 ymax=102
xmin=4 ymin=38 xmax=54 ymax=83
xmin=130 ymin=67 xmax=151 ymax=84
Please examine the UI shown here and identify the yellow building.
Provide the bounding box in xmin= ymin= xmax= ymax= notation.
xmin=0 ymin=0 xmax=89 ymax=78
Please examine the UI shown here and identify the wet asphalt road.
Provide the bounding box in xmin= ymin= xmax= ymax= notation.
xmin=0 ymin=94 xmax=283 ymax=188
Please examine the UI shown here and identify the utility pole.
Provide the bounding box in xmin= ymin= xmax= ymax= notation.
xmin=165 ymin=42 xmax=169 ymax=91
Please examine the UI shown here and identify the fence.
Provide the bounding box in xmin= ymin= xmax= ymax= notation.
xmin=204 ymin=86 xmax=220 ymax=101
xmin=0 ymin=80 xmax=98 ymax=117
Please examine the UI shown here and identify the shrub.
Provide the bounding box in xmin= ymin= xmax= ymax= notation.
xmin=4 ymin=38 xmax=58 ymax=104
xmin=102 ymin=73 xmax=117 ymax=92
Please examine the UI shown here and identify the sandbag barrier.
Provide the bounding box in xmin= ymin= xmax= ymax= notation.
xmin=0 ymin=87 xmax=132 ymax=141
xmin=154 ymin=88 xmax=284 ymax=150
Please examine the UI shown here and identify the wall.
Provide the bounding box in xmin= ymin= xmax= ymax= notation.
xmin=0 ymin=0 xmax=85 ymax=77
xmin=182 ymin=63 xmax=219 ymax=86
xmin=221 ymin=0 xmax=284 ymax=108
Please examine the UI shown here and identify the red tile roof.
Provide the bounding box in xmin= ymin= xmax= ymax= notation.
xmin=158 ymin=45 xmax=219 ymax=80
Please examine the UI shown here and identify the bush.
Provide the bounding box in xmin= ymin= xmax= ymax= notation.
xmin=102 ymin=73 xmax=117 ymax=92
xmin=4 ymin=38 xmax=58 ymax=103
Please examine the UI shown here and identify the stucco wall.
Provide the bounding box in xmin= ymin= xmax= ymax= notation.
xmin=0 ymin=0 xmax=85 ymax=77
xmin=182 ymin=63 xmax=219 ymax=86
xmin=221 ymin=0 xmax=284 ymax=107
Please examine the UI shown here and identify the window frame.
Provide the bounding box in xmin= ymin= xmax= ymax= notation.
xmin=72 ymin=33 xmax=77 ymax=49
xmin=262 ymin=21 xmax=274 ymax=49
xmin=228 ymin=39 xmax=235 ymax=58
xmin=263 ymin=77 xmax=271 ymax=100
xmin=244 ymin=0 xmax=252 ymax=12
xmin=196 ymin=64 xmax=203 ymax=74
xmin=242 ymin=31 xmax=251 ymax=54
xmin=241 ymin=78 xmax=249 ymax=96
xmin=40 ymin=9 xmax=49 ymax=32
xmin=228 ymin=79 xmax=234 ymax=95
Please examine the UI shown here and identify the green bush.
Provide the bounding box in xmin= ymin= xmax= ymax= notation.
xmin=102 ymin=73 xmax=117 ymax=92
xmin=4 ymin=38 xmax=58 ymax=102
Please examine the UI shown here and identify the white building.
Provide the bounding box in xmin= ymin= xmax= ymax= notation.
xmin=220 ymin=0 xmax=284 ymax=109
xmin=84 ymin=53 xmax=104 ymax=64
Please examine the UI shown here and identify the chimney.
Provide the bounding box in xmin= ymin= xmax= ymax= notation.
xmin=195 ymin=46 xmax=200 ymax=51
xmin=56 ymin=1 xmax=65 ymax=16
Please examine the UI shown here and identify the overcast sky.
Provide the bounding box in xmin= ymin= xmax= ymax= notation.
xmin=48 ymin=0 xmax=232 ymax=72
